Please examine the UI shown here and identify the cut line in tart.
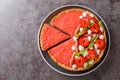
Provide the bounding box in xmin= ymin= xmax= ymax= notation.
xmin=39 ymin=8 xmax=107 ymax=71
xmin=40 ymin=23 xmax=70 ymax=50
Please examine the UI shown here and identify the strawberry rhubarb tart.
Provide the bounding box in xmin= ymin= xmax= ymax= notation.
xmin=39 ymin=8 xmax=107 ymax=71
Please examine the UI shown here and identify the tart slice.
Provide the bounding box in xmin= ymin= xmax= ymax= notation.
xmin=48 ymin=39 xmax=77 ymax=70
xmin=40 ymin=23 xmax=70 ymax=50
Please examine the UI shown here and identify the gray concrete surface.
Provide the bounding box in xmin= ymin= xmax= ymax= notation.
xmin=0 ymin=0 xmax=120 ymax=80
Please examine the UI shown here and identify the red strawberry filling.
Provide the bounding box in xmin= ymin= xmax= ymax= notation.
xmin=90 ymin=23 xmax=100 ymax=33
xmin=85 ymin=50 xmax=97 ymax=61
xmin=95 ymin=39 xmax=105 ymax=49
xmin=73 ymin=56 xmax=85 ymax=67
xmin=79 ymin=37 xmax=90 ymax=47
xmin=80 ymin=17 xmax=90 ymax=28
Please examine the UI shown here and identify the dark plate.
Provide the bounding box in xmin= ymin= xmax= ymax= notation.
xmin=38 ymin=5 xmax=111 ymax=76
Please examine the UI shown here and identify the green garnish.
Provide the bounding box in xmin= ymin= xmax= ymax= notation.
xmin=98 ymin=21 xmax=104 ymax=28
xmin=88 ymin=21 xmax=94 ymax=28
xmin=98 ymin=21 xmax=104 ymax=32
xmin=75 ymin=31 xmax=84 ymax=38
xmin=88 ymin=42 xmax=94 ymax=48
xmin=93 ymin=34 xmax=98 ymax=42
xmin=80 ymin=49 xmax=87 ymax=55
xmin=84 ymin=62 xmax=89 ymax=69
xmin=75 ymin=22 xmax=94 ymax=38
xmin=85 ymin=59 xmax=94 ymax=69
xmin=88 ymin=59 xmax=94 ymax=64
xmin=83 ymin=27 xmax=89 ymax=31
xmin=88 ymin=34 xmax=98 ymax=48
xmin=74 ymin=49 xmax=87 ymax=57
xmin=74 ymin=52 xmax=81 ymax=56
xmin=98 ymin=21 xmax=102 ymax=26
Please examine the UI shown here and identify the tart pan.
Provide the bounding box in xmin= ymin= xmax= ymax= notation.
xmin=38 ymin=5 xmax=110 ymax=76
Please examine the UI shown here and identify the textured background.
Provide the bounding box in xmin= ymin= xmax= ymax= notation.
xmin=0 ymin=0 xmax=120 ymax=80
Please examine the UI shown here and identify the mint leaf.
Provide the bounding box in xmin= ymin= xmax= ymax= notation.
xmin=85 ymin=59 xmax=94 ymax=69
xmin=93 ymin=34 xmax=98 ymax=42
xmin=88 ymin=22 xmax=94 ymax=28
xmin=88 ymin=35 xmax=98 ymax=48
xmin=74 ymin=49 xmax=87 ymax=57
xmin=75 ymin=22 xmax=94 ymax=38
xmin=98 ymin=21 xmax=102 ymax=26
xmin=86 ymin=63 xmax=90 ymax=69
xmin=83 ymin=27 xmax=88 ymax=31
xmin=80 ymin=49 xmax=87 ymax=55
xmin=74 ymin=52 xmax=80 ymax=56
xmin=75 ymin=31 xmax=84 ymax=38
xmin=88 ymin=42 xmax=94 ymax=48
xmin=98 ymin=21 xmax=104 ymax=28
xmin=88 ymin=59 xmax=94 ymax=64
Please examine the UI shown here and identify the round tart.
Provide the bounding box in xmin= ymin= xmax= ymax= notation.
xmin=39 ymin=7 xmax=108 ymax=72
